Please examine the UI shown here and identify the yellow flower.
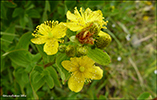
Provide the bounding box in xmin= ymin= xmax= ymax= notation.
xmin=61 ymin=56 xmax=103 ymax=92
xmin=31 ymin=21 xmax=67 ymax=55
xmin=64 ymin=7 xmax=108 ymax=32
xmin=143 ymin=16 xmax=149 ymax=21
xmin=145 ymin=1 xmax=152 ymax=6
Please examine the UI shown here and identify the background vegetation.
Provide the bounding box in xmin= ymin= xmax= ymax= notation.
xmin=1 ymin=0 xmax=156 ymax=99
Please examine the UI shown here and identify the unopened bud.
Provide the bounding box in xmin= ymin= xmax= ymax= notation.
xmin=58 ymin=45 xmax=66 ymax=53
xmin=65 ymin=45 xmax=75 ymax=57
xmin=77 ymin=46 xmax=88 ymax=57
xmin=89 ymin=22 xmax=100 ymax=37
xmin=96 ymin=33 xmax=112 ymax=49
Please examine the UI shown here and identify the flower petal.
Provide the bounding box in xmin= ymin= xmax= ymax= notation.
xmin=38 ymin=24 xmax=51 ymax=35
xmin=67 ymin=7 xmax=84 ymax=22
xmin=67 ymin=11 xmax=78 ymax=21
xmin=87 ymin=10 xmax=103 ymax=22
xmin=61 ymin=60 xmax=78 ymax=72
xmin=86 ymin=10 xmax=105 ymax=27
xmin=51 ymin=23 xmax=67 ymax=38
xmin=68 ymin=73 xmax=85 ymax=92
xmin=64 ymin=22 xmax=84 ymax=31
xmin=43 ymin=39 xmax=59 ymax=55
xmin=79 ymin=56 xmax=95 ymax=68
xmin=84 ymin=8 xmax=92 ymax=21
xmin=31 ymin=36 xmax=47 ymax=44
xmin=84 ymin=66 xmax=103 ymax=80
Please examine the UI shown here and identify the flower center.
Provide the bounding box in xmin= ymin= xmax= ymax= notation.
xmin=48 ymin=32 xmax=53 ymax=38
xmin=79 ymin=66 xmax=85 ymax=72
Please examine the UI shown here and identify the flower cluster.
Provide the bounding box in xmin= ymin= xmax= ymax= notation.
xmin=31 ymin=7 xmax=112 ymax=92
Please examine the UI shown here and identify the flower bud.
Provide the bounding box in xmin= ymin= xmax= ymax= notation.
xmin=58 ymin=45 xmax=66 ymax=53
xmin=96 ymin=33 xmax=112 ymax=49
xmin=76 ymin=46 xmax=88 ymax=57
xmin=65 ymin=45 xmax=75 ymax=57
xmin=89 ymin=22 xmax=100 ymax=37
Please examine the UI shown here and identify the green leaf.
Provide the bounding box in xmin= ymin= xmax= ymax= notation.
xmin=45 ymin=1 xmax=50 ymax=12
xmin=65 ymin=0 xmax=76 ymax=9
xmin=137 ymin=92 xmax=152 ymax=100
xmin=33 ymin=73 xmax=43 ymax=83
xmin=32 ymin=53 xmax=42 ymax=62
xmin=57 ymin=6 xmax=66 ymax=15
xmin=1 ymin=24 xmax=15 ymax=48
xmin=5 ymin=49 xmax=41 ymax=72
xmin=20 ymin=16 xmax=26 ymax=28
xmin=12 ymin=8 xmax=24 ymax=18
xmin=50 ymin=1 xmax=60 ymax=12
xmin=34 ymin=66 xmax=44 ymax=73
xmin=25 ymin=63 xmax=34 ymax=73
xmin=46 ymin=67 xmax=61 ymax=87
xmin=87 ymin=48 xmax=111 ymax=65
xmin=42 ymin=0 xmax=50 ymax=21
xmin=31 ymin=70 xmax=45 ymax=92
xmin=8 ymin=50 xmax=31 ymax=67
xmin=26 ymin=84 xmax=34 ymax=98
xmin=13 ymin=68 xmax=28 ymax=88
xmin=4 ymin=1 xmax=17 ymax=8
xmin=44 ymin=75 xmax=54 ymax=89
xmin=27 ymin=9 xmax=40 ymax=18
xmin=16 ymin=32 xmax=33 ymax=50
xmin=36 ymin=45 xmax=47 ymax=58
xmin=25 ymin=1 xmax=34 ymax=10
xmin=42 ymin=69 xmax=49 ymax=76
xmin=1 ymin=3 xmax=7 ymax=20
xmin=33 ymin=77 xmax=45 ymax=92
xmin=55 ymin=53 xmax=70 ymax=84
xmin=21 ymin=72 xmax=29 ymax=84
xmin=99 ymin=95 xmax=107 ymax=100
xmin=87 ymin=1 xmax=105 ymax=7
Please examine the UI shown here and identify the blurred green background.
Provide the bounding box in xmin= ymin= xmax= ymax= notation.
xmin=1 ymin=0 xmax=156 ymax=99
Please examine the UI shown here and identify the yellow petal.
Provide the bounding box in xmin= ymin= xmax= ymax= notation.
xmin=86 ymin=10 xmax=104 ymax=26
xmin=67 ymin=11 xmax=84 ymax=24
xmin=61 ymin=60 xmax=78 ymax=72
xmin=67 ymin=11 xmax=78 ymax=21
xmin=88 ymin=10 xmax=103 ymax=21
xmin=43 ymin=39 xmax=59 ymax=55
xmin=68 ymin=73 xmax=85 ymax=92
xmin=84 ymin=8 xmax=92 ymax=21
xmin=51 ymin=23 xmax=67 ymax=38
xmin=84 ymin=66 xmax=103 ymax=80
xmin=31 ymin=36 xmax=47 ymax=44
xmin=64 ymin=22 xmax=84 ymax=31
xmin=38 ymin=24 xmax=51 ymax=35
xmin=79 ymin=56 xmax=95 ymax=68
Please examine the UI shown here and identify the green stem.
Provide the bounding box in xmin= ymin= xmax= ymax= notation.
xmin=29 ymin=66 xmax=39 ymax=99
xmin=7 ymin=68 xmax=13 ymax=84
xmin=20 ymin=86 xmax=25 ymax=95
